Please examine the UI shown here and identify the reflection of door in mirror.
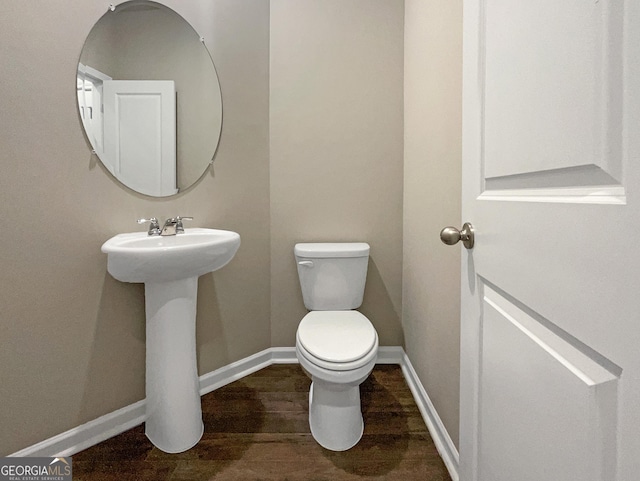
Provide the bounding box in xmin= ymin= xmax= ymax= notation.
xmin=77 ymin=64 xmax=111 ymax=161
xmin=103 ymin=80 xmax=178 ymax=197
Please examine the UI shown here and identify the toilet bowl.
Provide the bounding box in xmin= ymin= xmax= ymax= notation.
xmin=294 ymin=242 xmax=379 ymax=451
xmin=296 ymin=310 xmax=378 ymax=451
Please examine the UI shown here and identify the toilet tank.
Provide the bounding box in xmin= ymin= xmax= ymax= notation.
xmin=294 ymin=242 xmax=370 ymax=311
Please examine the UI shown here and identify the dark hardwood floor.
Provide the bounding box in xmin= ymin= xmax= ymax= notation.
xmin=72 ymin=364 xmax=452 ymax=481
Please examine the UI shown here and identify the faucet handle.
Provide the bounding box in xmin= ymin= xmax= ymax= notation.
xmin=137 ymin=217 xmax=161 ymax=236
xmin=175 ymin=216 xmax=193 ymax=234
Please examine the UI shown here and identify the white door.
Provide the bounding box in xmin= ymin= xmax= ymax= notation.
xmin=103 ymin=80 xmax=177 ymax=197
xmin=457 ymin=2 xmax=639 ymax=480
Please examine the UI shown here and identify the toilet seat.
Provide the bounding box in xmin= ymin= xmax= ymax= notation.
xmin=296 ymin=311 xmax=378 ymax=371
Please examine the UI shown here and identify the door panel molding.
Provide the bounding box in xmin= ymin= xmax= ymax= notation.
xmin=478 ymin=0 xmax=624 ymax=199
xmin=483 ymin=283 xmax=621 ymax=383
xmin=478 ymin=283 xmax=619 ymax=481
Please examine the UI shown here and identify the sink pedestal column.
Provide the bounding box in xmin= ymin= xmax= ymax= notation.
xmin=144 ymin=276 xmax=203 ymax=453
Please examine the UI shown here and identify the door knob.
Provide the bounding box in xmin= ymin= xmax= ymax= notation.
xmin=440 ymin=222 xmax=474 ymax=249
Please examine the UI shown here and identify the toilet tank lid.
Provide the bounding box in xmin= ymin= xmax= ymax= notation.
xmin=295 ymin=242 xmax=370 ymax=258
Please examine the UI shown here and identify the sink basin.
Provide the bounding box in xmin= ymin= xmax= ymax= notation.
xmin=101 ymin=227 xmax=240 ymax=453
xmin=102 ymin=228 xmax=240 ymax=283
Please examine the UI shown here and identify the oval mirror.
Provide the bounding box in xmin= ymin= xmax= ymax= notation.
xmin=77 ymin=1 xmax=222 ymax=197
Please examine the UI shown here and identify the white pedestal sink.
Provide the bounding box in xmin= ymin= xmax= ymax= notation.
xmin=101 ymin=228 xmax=240 ymax=453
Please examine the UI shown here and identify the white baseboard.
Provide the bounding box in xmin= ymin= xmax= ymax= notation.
xmin=199 ymin=347 xmax=298 ymax=396
xmin=9 ymin=400 xmax=147 ymax=458
xmin=269 ymin=346 xmax=298 ymax=364
xmin=9 ymin=345 xmax=460 ymax=481
xmin=376 ymin=345 xmax=405 ymax=364
xmin=399 ymin=352 xmax=460 ymax=481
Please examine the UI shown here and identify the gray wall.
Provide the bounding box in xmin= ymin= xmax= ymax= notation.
xmin=0 ymin=0 xmax=271 ymax=455
xmin=403 ymin=0 xmax=463 ymax=448
xmin=269 ymin=0 xmax=405 ymax=347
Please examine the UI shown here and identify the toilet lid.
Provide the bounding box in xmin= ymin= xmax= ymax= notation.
xmin=297 ymin=311 xmax=377 ymax=363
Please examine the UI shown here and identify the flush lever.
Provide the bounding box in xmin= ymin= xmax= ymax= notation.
xmin=298 ymin=260 xmax=314 ymax=267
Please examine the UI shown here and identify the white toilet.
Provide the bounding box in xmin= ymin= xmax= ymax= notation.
xmin=294 ymin=242 xmax=379 ymax=451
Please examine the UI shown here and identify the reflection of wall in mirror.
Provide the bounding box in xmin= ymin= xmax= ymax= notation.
xmin=79 ymin=7 xmax=220 ymax=191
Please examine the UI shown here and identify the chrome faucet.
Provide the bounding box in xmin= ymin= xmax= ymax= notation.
xmin=137 ymin=217 xmax=161 ymax=236
xmin=137 ymin=216 xmax=193 ymax=236
xmin=160 ymin=216 xmax=194 ymax=236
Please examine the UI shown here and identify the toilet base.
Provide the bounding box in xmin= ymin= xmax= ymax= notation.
xmin=308 ymin=379 xmax=364 ymax=451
